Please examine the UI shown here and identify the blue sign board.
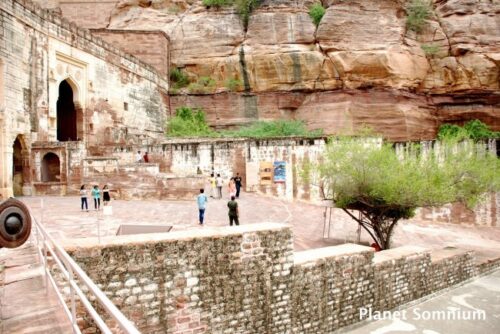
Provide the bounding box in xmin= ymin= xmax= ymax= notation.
xmin=273 ymin=161 xmax=286 ymax=183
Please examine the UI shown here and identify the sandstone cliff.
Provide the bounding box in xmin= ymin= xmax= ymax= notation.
xmin=42 ymin=0 xmax=500 ymax=141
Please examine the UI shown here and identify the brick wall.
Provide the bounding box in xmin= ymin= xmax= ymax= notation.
xmin=91 ymin=30 xmax=170 ymax=77
xmin=59 ymin=0 xmax=117 ymax=29
xmin=66 ymin=224 xmax=485 ymax=334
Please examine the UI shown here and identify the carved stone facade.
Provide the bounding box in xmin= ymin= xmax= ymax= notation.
xmin=0 ymin=0 xmax=169 ymax=199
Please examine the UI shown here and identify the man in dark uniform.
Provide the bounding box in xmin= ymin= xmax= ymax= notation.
xmin=227 ymin=196 xmax=239 ymax=226
xmin=234 ymin=173 xmax=242 ymax=198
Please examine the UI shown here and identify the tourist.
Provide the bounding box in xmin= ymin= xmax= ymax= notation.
xmin=227 ymin=196 xmax=239 ymax=226
xmin=234 ymin=173 xmax=242 ymax=198
xmin=209 ymin=173 xmax=216 ymax=198
xmin=80 ymin=185 xmax=89 ymax=212
xmin=143 ymin=151 xmax=149 ymax=163
xmin=228 ymin=177 xmax=236 ymax=199
xmin=216 ymin=173 xmax=223 ymax=199
xmin=197 ymin=188 xmax=208 ymax=225
xmin=91 ymin=185 xmax=101 ymax=211
xmin=135 ymin=151 xmax=143 ymax=163
xmin=102 ymin=185 xmax=111 ymax=206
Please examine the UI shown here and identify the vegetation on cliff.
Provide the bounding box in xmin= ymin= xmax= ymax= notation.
xmin=202 ymin=0 xmax=261 ymax=30
xmin=166 ymin=107 xmax=321 ymax=138
xmin=313 ymin=136 xmax=499 ymax=250
xmin=438 ymin=120 xmax=500 ymax=141
xmin=309 ymin=4 xmax=326 ymax=27
xmin=406 ymin=0 xmax=432 ymax=32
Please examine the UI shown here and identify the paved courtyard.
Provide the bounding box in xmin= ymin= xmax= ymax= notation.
xmin=17 ymin=192 xmax=500 ymax=259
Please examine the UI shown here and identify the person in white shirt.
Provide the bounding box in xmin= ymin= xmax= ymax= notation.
xmin=216 ymin=174 xmax=223 ymax=199
xmin=135 ymin=151 xmax=143 ymax=163
xmin=80 ymin=185 xmax=89 ymax=212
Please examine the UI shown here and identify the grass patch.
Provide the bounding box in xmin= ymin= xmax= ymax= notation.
xmin=421 ymin=44 xmax=439 ymax=57
xmin=166 ymin=107 xmax=217 ymax=137
xmin=222 ymin=120 xmax=323 ymax=138
xmin=170 ymin=67 xmax=190 ymax=89
xmin=187 ymin=76 xmax=216 ymax=94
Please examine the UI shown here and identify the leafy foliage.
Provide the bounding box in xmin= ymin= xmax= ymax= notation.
xmin=438 ymin=120 xmax=500 ymax=141
xmin=170 ymin=68 xmax=190 ymax=89
xmin=406 ymin=0 xmax=432 ymax=32
xmin=225 ymin=77 xmax=243 ymax=91
xmin=166 ymin=107 xmax=217 ymax=137
xmin=187 ymin=76 xmax=216 ymax=94
xmin=222 ymin=120 xmax=323 ymax=138
xmin=421 ymin=43 xmax=439 ymax=57
xmin=202 ymin=0 xmax=232 ymax=6
xmin=309 ymin=4 xmax=326 ymax=27
xmin=316 ymin=136 xmax=499 ymax=249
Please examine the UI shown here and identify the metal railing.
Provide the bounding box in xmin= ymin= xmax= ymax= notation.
xmin=32 ymin=199 xmax=141 ymax=334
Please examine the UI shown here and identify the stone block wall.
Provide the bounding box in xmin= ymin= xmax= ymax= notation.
xmin=67 ymin=224 xmax=294 ymax=333
xmin=65 ymin=224 xmax=481 ymax=334
xmin=292 ymin=245 xmax=375 ymax=333
xmin=91 ymin=29 xmax=170 ymax=77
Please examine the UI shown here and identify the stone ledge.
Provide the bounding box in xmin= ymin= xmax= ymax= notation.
xmin=293 ymin=243 xmax=373 ymax=265
xmin=62 ymin=222 xmax=290 ymax=251
xmin=373 ymin=245 xmax=429 ymax=264
xmin=430 ymin=246 xmax=473 ymax=263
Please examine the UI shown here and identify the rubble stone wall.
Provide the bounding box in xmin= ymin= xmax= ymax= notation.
xmin=66 ymin=224 xmax=480 ymax=334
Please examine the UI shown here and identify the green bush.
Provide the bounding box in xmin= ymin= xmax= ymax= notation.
xmin=309 ymin=4 xmax=326 ymax=27
xmin=166 ymin=107 xmax=217 ymax=137
xmin=188 ymin=76 xmax=216 ymax=94
xmin=222 ymin=120 xmax=322 ymax=138
xmin=406 ymin=0 xmax=432 ymax=32
xmin=421 ymin=43 xmax=439 ymax=57
xmin=437 ymin=120 xmax=500 ymax=141
xmin=170 ymin=68 xmax=189 ymax=89
xmin=202 ymin=0 xmax=232 ymax=7
xmin=225 ymin=77 xmax=243 ymax=91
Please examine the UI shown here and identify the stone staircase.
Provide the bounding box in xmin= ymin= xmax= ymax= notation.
xmin=0 ymin=244 xmax=72 ymax=334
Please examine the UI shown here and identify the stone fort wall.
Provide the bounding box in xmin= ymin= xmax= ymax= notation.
xmin=103 ymin=137 xmax=499 ymax=226
xmin=65 ymin=223 xmax=485 ymax=334
xmin=0 ymin=0 xmax=169 ymax=198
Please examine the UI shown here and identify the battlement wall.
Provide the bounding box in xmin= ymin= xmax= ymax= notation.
xmin=66 ymin=224 xmax=480 ymax=333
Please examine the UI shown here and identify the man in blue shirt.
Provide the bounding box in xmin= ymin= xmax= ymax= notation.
xmin=197 ymin=188 xmax=208 ymax=225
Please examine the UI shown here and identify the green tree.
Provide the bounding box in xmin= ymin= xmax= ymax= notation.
xmin=309 ymin=3 xmax=326 ymax=27
xmin=166 ymin=107 xmax=217 ymax=137
xmin=438 ymin=120 xmax=500 ymax=141
xmin=316 ymin=137 xmax=499 ymax=250
xmin=406 ymin=0 xmax=432 ymax=32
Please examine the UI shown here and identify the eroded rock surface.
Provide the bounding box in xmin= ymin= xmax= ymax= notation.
xmin=43 ymin=0 xmax=500 ymax=139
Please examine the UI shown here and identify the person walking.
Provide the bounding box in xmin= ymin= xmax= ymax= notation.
xmin=91 ymin=185 xmax=101 ymax=211
xmin=80 ymin=185 xmax=89 ymax=212
xmin=234 ymin=173 xmax=242 ymax=198
xmin=197 ymin=188 xmax=208 ymax=225
xmin=143 ymin=152 xmax=149 ymax=163
xmin=216 ymin=173 xmax=223 ymax=199
xmin=209 ymin=173 xmax=216 ymax=198
xmin=227 ymin=196 xmax=239 ymax=226
xmin=228 ymin=177 xmax=236 ymax=199
xmin=102 ymin=185 xmax=111 ymax=206
xmin=135 ymin=151 xmax=143 ymax=163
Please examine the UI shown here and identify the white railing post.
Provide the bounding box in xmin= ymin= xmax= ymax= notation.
xmin=68 ymin=264 xmax=77 ymax=331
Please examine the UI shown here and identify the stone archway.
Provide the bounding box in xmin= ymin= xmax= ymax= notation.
xmin=57 ymin=79 xmax=83 ymax=141
xmin=41 ymin=153 xmax=60 ymax=182
xmin=12 ymin=137 xmax=23 ymax=196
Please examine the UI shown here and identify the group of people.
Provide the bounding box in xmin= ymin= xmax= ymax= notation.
xmin=197 ymin=172 xmax=243 ymax=226
xmin=135 ymin=151 xmax=149 ymax=163
xmin=209 ymin=173 xmax=242 ymax=199
xmin=79 ymin=184 xmax=111 ymax=211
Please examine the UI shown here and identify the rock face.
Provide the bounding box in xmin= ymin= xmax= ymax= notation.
xmin=42 ymin=0 xmax=500 ymax=140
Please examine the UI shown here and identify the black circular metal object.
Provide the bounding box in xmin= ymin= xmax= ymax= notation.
xmin=5 ymin=214 xmax=22 ymax=236
xmin=0 ymin=198 xmax=32 ymax=248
